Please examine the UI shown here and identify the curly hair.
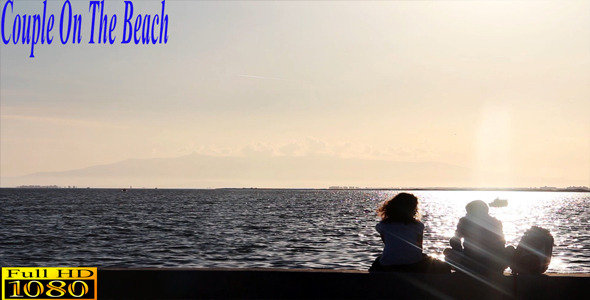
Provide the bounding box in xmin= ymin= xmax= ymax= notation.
xmin=377 ymin=192 xmax=420 ymax=224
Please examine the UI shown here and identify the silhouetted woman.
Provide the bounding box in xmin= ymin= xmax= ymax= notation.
xmin=370 ymin=192 xmax=450 ymax=273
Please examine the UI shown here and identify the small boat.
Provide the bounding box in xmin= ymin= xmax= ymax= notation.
xmin=489 ymin=198 xmax=508 ymax=207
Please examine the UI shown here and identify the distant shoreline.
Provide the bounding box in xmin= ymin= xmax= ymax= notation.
xmin=2 ymin=186 xmax=589 ymax=193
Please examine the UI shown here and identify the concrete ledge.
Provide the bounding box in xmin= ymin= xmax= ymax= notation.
xmin=96 ymin=268 xmax=590 ymax=299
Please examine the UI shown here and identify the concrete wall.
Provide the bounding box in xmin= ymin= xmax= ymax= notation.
xmin=96 ymin=268 xmax=589 ymax=299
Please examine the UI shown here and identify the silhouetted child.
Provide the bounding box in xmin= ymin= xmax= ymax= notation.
xmin=444 ymin=200 xmax=514 ymax=275
xmin=370 ymin=193 xmax=450 ymax=273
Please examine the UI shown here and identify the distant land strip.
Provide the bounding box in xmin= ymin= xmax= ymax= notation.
xmin=6 ymin=185 xmax=590 ymax=193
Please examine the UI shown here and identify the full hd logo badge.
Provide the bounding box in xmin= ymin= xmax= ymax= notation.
xmin=2 ymin=268 xmax=97 ymax=300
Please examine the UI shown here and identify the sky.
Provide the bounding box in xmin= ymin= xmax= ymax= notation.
xmin=1 ymin=0 xmax=589 ymax=188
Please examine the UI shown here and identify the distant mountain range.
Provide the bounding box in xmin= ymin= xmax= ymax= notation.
xmin=0 ymin=153 xmax=557 ymax=188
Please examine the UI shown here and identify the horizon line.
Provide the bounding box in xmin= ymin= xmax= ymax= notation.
xmin=2 ymin=185 xmax=589 ymax=192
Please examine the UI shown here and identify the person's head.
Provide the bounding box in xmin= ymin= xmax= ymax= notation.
xmin=465 ymin=200 xmax=489 ymax=217
xmin=377 ymin=192 xmax=420 ymax=223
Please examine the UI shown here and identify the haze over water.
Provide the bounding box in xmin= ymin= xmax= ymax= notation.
xmin=1 ymin=189 xmax=588 ymax=273
xmin=2 ymin=1 xmax=589 ymax=189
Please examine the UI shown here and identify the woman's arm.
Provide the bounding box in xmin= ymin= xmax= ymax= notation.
xmin=449 ymin=219 xmax=464 ymax=250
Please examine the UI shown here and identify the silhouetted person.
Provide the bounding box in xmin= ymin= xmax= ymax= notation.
xmin=444 ymin=200 xmax=514 ymax=275
xmin=370 ymin=193 xmax=450 ymax=273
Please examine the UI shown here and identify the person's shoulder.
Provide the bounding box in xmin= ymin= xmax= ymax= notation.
xmin=490 ymin=216 xmax=503 ymax=226
xmin=457 ymin=216 xmax=468 ymax=225
xmin=377 ymin=220 xmax=393 ymax=228
xmin=414 ymin=220 xmax=425 ymax=230
xmin=456 ymin=216 xmax=470 ymax=230
xmin=376 ymin=221 xmax=386 ymax=231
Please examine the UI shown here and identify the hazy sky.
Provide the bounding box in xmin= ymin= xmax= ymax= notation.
xmin=1 ymin=0 xmax=589 ymax=188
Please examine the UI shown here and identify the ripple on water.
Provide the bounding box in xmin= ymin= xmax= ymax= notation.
xmin=0 ymin=189 xmax=588 ymax=272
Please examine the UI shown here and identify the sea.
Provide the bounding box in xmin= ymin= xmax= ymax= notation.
xmin=1 ymin=189 xmax=588 ymax=273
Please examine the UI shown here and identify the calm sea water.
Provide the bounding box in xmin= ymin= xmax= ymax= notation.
xmin=0 ymin=189 xmax=588 ymax=273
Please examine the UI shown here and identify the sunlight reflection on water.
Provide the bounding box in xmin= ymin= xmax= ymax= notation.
xmin=0 ymin=189 xmax=588 ymax=273
xmin=414 ymin=191 xmax=589 ymax=273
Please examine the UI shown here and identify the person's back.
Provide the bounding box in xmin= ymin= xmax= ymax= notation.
xmin=445 ymin=200 xmax=512 ymax=274
xmin=370 ymin=193 xmax=450 ymax=273
xmin=457 ymin=214 xmax=505 ymax=259
xmin=376 ymin=220 xmax=424 ymax=265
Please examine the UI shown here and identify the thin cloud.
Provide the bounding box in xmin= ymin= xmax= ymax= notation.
xmin=237 ymin=74 xmax=290 ymax=81
xmin=2 ymin=115 xmax=128 ymax=129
